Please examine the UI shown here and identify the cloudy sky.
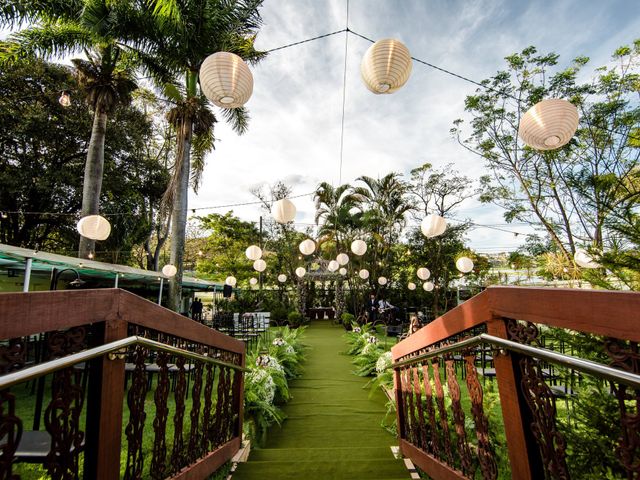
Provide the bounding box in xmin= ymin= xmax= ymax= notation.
xmin=192 ymin=0 xmax=640 ymax=253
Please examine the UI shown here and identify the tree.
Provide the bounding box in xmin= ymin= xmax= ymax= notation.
xmin=314 ymin=182 xmax=362 ymax=249
xmin=452 ymin=41 xmax=640 ymax=265
xmin=119 ymin=0 xmax=266 ymax=310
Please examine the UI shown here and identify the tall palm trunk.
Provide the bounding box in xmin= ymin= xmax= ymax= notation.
xmin=168 ymin=115 xmax=193 ymax=311
xmin=78 ymin=108 xmax=108 ymax=258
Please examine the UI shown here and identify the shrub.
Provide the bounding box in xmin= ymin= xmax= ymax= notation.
xmin=341 ymin=312 xmax=355 ymax=325
xmin=287 ymin=311 xmax=303 ymax=328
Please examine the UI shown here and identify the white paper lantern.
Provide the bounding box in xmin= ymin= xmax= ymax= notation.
xmin=199 ymin=52 xmax=253 ymax=109
xmin=225 ymin=276 xmax=237 ymax=287
xmin=351 ymin=239 xmax=367 ymax=256
xmin=295 ymin=267 xmax=306 ymax=278
xmin=518 ymin=99 xmax=579 ymax=150
xmin=336 ymin=253 xmax=349 ymax=266
xmin=339 ymin=267 xmax=347 ymax=275
xmin=417 ymin=267 xmax=431 ymax=281
xmin=423 ymin=281 xmax=434 ymax=292
xmin=328 ymin=260 xmax=339 ymax=272
xmin=249 ymin=277 xmax=258 ymax=286
xmin=253 ymin=259 xmax=267 ymax=272
xmin=277 ymin=274 xmax=287 ymax=283
xmin=299 ymin=239 xmax=316 ymax=255
xmin=245 ymin=245 xmax=262 ymax=261
xmin=161 ymin=264 xmax=177 ymax=277
xmin=408 ymin=282 xmax=416 ymax=291
xmin=574 ymin=248 xmax=600 ymax=269
xmin=77 ymin=215 xmax=111 ymax=241
xmin=456 ymin=257 xmax=474 ymax=273
xmin=378 ymin=276 xmax=388 ymax=286
xmin=361 ymin=39 xmax=412 ymax=94
xmin=272 ymin=199 xmax=297 ymax=224
xmin=359 ymin=269 xmax=370 ymax=279
xmin=421 ymin=214 xmax=447 ymax=238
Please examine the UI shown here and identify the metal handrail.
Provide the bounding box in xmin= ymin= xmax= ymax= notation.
xmin=392 ymin=333 xmax=640 ymax=389
xmin=0 ymin=335 xmax=247 ymax=391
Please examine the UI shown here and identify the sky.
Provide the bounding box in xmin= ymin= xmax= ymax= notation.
xmin=190 ymin=0 xmax=640 ymax=253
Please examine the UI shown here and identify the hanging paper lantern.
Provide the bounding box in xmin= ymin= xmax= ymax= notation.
xmin=277 ymin=274 xmax=287 ymax=283
xmin=423 ymin=281 xmax=434 ymax=292
xmin=245 ymin=245 xmax=262 ymax=261
xmin=456 ymin=257 xmax=474 ymax=273
xmin=299 ymin=239 xmax=316 ymax=255
xmin=249 ymin=277 xmax=258 ymax=286
xmin=272 ymin=199 xmax=297 ymax=224
xmin=199 ymin=52 xmax=253 ymax=109
xmin=417 ymin=267 xmax=431 ymax=281
xmin=361 ymin=39 xmax=412 ymax=94
xmin=421 ymin=214 xmax=447 ymax=238
xmin=162 ymin=264 xmax=177 ymax=277
xmin=225 ymin=276 xmax=237 ymax=287
xmin=518 ymin=99 xmax=579 ymax=150
xmin=378 ymin=276 xmax=388 ymax=286
xmin=574 ymin=248 xmax=600 ymax=269
xmin=339 ymin=267 xmax=347 ymax=275
xmin=336 ymin=253 xmax=349 ymax=266
xmin=359 ymin=269 xmax=370 ymax=280
xmin=77 ymin=215 xmax=111 ymax=241
xmin=295 ymin=267 xmax=306 ymax=278
xmin=253 ymin=259 xmax=267 ymax=272
xmin=328 ymin=260 xmax=339 ymax=272
xmin=408 ymin=282 xmax=416 ymax=291
xmin=351 ymin=239 xmax=367 ymax=256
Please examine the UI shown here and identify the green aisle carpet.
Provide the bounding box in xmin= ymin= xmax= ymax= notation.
xmin=233 ymin=322 xmax=407 ymax=480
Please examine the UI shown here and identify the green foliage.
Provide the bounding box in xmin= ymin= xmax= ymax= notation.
xmin=341 ymin=312 xmax=355 ymax=325
xmin=286 ymin=311 xmax=303 ymax=328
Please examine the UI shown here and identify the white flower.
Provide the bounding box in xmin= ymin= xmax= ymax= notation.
xmin=272 ymin=337 xmax=285 ymax=347
xmin=376 ymin=351 xmax=393 ymax=373
xmin=247 ymin=368 xmax=276 ymax=404
xmin=353 ymin=326 xmax=361 ymax=333
xmin=367 ymin=336 xmax=378 ymax=344
xmin=285 ymin=345 xmax=295 ymax=354
xmin=362 ymin=342 xmax=379 ymax=354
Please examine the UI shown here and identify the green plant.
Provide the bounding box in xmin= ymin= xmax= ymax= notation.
xmin=287 ymin=311 xmax=303 ymax=328
xmin=341 ymin=312 xmax=355 ymax=326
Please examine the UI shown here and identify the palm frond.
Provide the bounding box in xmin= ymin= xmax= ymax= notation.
xmin=220 ymin=106 xmax=250 ymax=135
xmin=190 ymin=128 xmax=215 ymax=193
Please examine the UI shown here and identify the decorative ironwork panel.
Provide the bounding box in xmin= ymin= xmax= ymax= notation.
xmin=47 ymin=327 xmax=87 ymax=359
xmin=150 ymin=352 xmax=170 ymax=480
xmin=405 ymin=368 xmax=417 ymax=446
xmin=0 ymin=339 xmax=26 ymax=374
xmin=464 ymin=354 xmax=498 ymax=480
xmin=124 ymin=346 xmax=149 ymax=480
xmin=446 ymin=359 xmax=474 ymax=476
xmin=412 ymin=366 xmax=426 ymax=450
xmin=188 ymin=360 xmax=204 ymax=462
xmin=507 ymin=320 xmax=569 ymax=480
xmin=170 ymin=356 xmax=187 ymax=473
xmin=605 ymin=339 xmax=640 ymax=477
xmin=432 ymin=360 xmax=454 ymax=465
xmin=202 ymin=364 xmax=216 ymax=451
xmin=0 ymin=390 xmax=22 ymax=480
xmin=422 ymin=364 xmax=440 ymax=458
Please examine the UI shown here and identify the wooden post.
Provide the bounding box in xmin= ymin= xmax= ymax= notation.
xmin=487 ymin=316 xmax=541 ymax=480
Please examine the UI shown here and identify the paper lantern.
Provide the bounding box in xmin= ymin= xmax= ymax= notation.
xmin=272 ymin=199 xmax=297 ymax=224
xmin=162 ymin=264 xmax=177 ymax=277
xmin=249 ymin=277 xmax=258 ymax=285
xmin=328 ymin=260 xmax=339 ymax=272
xmin=77 ymin=215 xmax=111 ymax=241
xmin=339 ymin=267 xmax=347 ymax=275
xmin=295 ymin=267 xmax=306 ymax=278
xmin=359 ymin=269 xmax=370 ymax=279
xmin=299 ymin=239 xmax=316 ymax=255
xmin=199 ymin=52 xmax=253 ymax=109
xmin=336 ymin=253 xmax=349 ymax=266
xmin=245 ymin=245 xmax=262 ymax=261
xmin=417 ymin=267 xmax=431 ymax=281
xmin=361 ymin=39 xmax=412 ymax=94
xmin=351 ymin=239 xmax=367 ymax=256
xmin=253 ymin=259 xmax=267 ymax=272
xmin=277 ymin=274 xmax=287 ymax=283
xmin=423 ymin=281 xmax=434 ymax=292
xmin=518 ymin=99 xmax=579 ymax=150
xmin=378 ymin=276 xmax=388 ymax=286
xmin=58 ymin=91 xmax=71 ymax=107
xmin=225 ymin=276 xmax=237 ymax=287
xmin=456 ymin=257 xmax=474 ymax=273
xmin=408 ymin=282 xmax=416 ymax=291
xmin=574 ymin=248 xmax=600 ymax=269
xmin=421 ymin=214 xmax=447 ymax=238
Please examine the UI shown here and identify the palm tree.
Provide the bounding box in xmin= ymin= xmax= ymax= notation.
xmin=121 ymin=0 xmax=266 ymax=310
xmin=0 ymin=1 xmax=168 ymax=258
xmin=314 ymin=182 xmax=362 ymax=249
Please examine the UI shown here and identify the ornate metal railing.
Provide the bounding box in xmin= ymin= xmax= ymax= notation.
xmin=392 ymin=286 xmax=640 ymax=480
xmin=0 ymin=288 xmax=246 ymax=480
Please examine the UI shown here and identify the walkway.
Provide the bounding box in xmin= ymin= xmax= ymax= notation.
xmin=233 ymin=322 xmax=408 ymax=480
